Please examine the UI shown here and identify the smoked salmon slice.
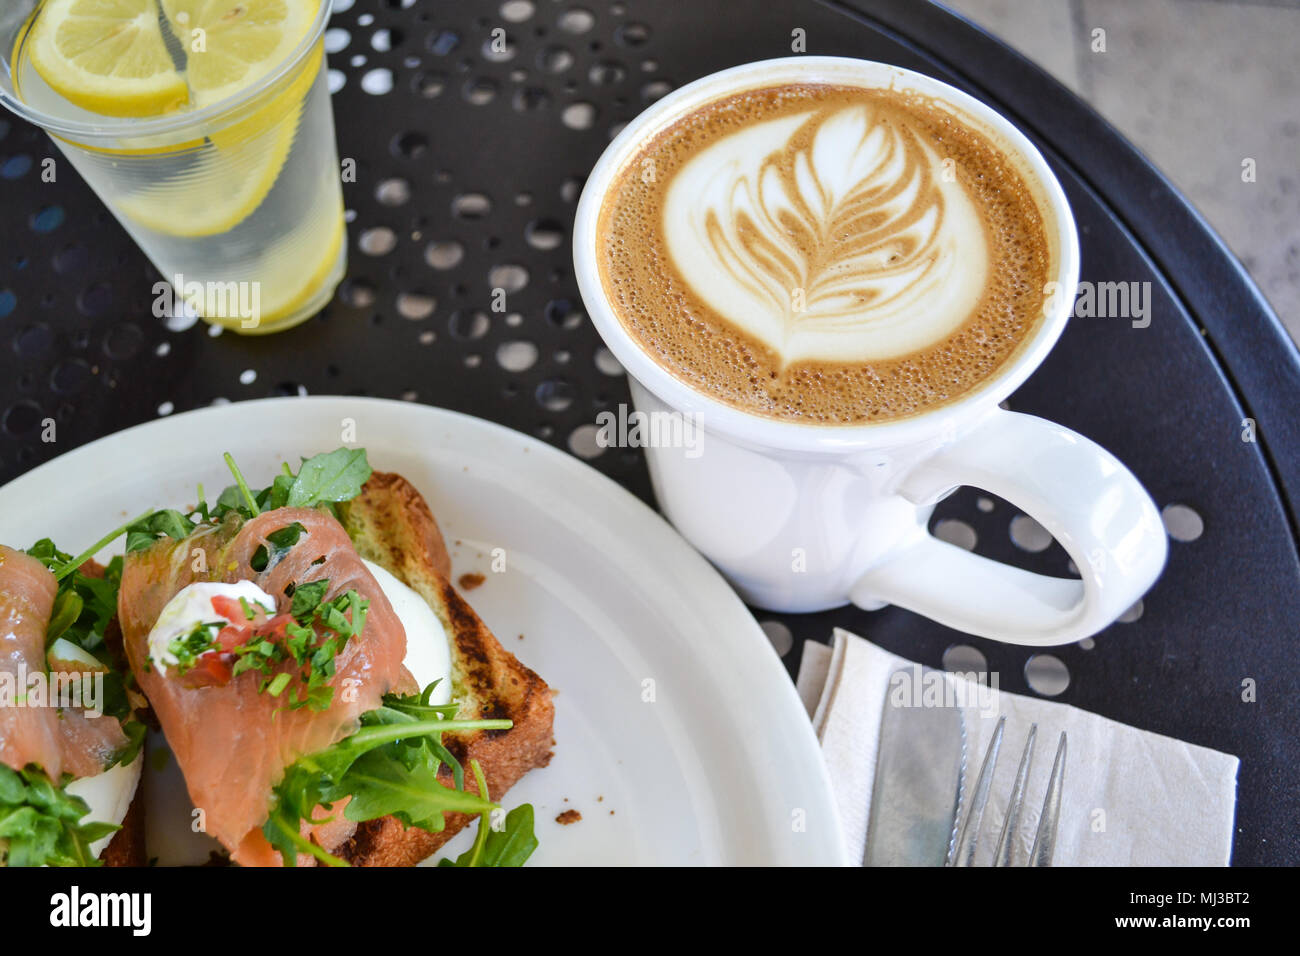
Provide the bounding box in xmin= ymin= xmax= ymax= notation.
xmin=118 ymin=507 xmax=416 ymax=861
xmin=0 ymin=545 xmax=129 ymax=781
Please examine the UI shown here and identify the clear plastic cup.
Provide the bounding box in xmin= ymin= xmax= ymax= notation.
xmin=0 ymin=1 xmax=345 ymax=334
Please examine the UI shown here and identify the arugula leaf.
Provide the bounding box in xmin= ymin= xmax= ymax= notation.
xmin=287 ymin=448 xmax=372 ymax=508
xmin=437 ymin=762 xmax=538 ymax=868
xmin=262 ymin=688 xmax=511 ymax=867
xmin=123 ymin=509 xmax=199 ymax=553
xmin=0 ymin=765 xmax=120 ymax=868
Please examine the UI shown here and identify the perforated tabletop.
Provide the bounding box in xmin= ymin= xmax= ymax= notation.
xmin=1 ymin=0 xmax=1297 ymax=865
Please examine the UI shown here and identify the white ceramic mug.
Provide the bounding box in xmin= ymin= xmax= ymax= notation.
xmin=573 ymin=57 xmax=1167 ymax=646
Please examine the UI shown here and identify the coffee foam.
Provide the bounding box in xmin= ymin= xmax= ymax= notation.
xmin=598 ymin=84 xmax=1052 ymax=425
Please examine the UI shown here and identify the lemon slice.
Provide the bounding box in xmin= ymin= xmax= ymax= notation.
xmin=115 ymin=118 xmax=295 ymax=237
xmin=26 ymin=0 xmax=189 ymax=117
xmin=163 ymin=0 xmax=318 ymax=109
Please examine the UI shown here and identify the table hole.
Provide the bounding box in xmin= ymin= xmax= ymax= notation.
xmin=463 ymin=76 xmax=498 ymax=104
xmin=418 ymin=330 xmax=436 ymax=345
xmin=546 ymin=299 xmax=584 ymax=329
xmin=359 ymin=227 xmax=397 ymax=256
xmin=391 ymin=130 xmax=429 ymax=159
xmin=375 ymin=178 xmax=411 ymax=206
xmin=1117 ymin=599 xmax=1144 ymax=623
xmin=77 ymin=283 xmax=112 ymax=316
xmin=759 ymin=620 xmax=794 ymax=657
xmin=589 ymin=61 xmax=626 ymax=85
xmin=524 ymin=218 xmax=564 ymax=250
xmin=52 ymin=243 xmax=88 ymax=274
xmin=427 ymin=29 xmax=459 ymax=56
xmin=13 ymin=323 xmax=52 ymax=359
xmin=1024 ymin=654 xmax=1070 ymax=697
xmin=449 ymin=309 xmax=490 ymax=340
xmin=397 ymin=292 xmax=436 ymax=320
xmin=157 ymin=401 xmax=175 ymax=417
xmin=155 ymin=342 xmax=171 ymax=357
xmin=538 ymin=45 xmax=573 ymax=73
xmin=0 ymin=289 xmax=18 ymax=320
xmin=425 ymin=240 xmax=464 ymax=270
xmin=1077 ymin=636 xmax=1095 ymax=650
xmin=451 ymin=192 xmax=492 ymax=218
xmin=328 ymin=69 xmax=346 ymax=93
xmin=325 ymin=28 xmax=350 ymax=53
xmin=568 ymin=423 xmax=604 ymax=460
xmin=497 ymin=340 xmax=539 ymax=372
xmin=594 ymin=347 xmax=623 ymax=376
xmin=536 ymin=378 xmax=575 ymax=411
xmin=30 ymin=205 xmax=64 ymax=233
xmin=372 ymin=28 xmax=401 ymax=52
xmin=513 ymin=86 xmax=550 ymax=111
xmin=464 ymin=354 xmax=482 ymax=368
xmin=49 ymin=359 xmax=90 ymax=395
xmin=501 ymin=0 xmax=535 ymax=22
xmin=413 ymin=71 xmax=447 ymax=98
xmin=361 ymin=68 xmax=393 ymax=95
xmin=942 ymin=643 xmax=988 ymax=676
xmin=561 ymin=101 xmax=597 ymax=130
xmin=615 ymin=21 xmax=650 ymax=46
xmin=934 ymin=518 xmax=977 ymax=551
xmin=2 ymin=155 xmax=32 ymax=179
xmin=102 ymin=323 xmax=142 ymax=361
xmin=641 ymin=79 xmax=672 ymax=102
xmin=488 ymin=263 xmax=529 ymax=294
xmin=340 ymin=277 xmax=377 ymax=308
xmin=1161 ymin=503 xmax=1203 ymax=542
xmin=1009 ymin=514 xmax=1053 ymax=552
xmin=558 ymin=8 xmax=595 ymax=33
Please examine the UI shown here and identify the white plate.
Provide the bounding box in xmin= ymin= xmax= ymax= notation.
xmin=0 ymin=397 xmax=846 ymax=866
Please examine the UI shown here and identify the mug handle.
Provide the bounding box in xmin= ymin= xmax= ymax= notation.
xmin=850 ymin=409 xmax=1168 ymax=645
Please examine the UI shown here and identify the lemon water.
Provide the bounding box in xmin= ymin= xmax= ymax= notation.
xmin=9 ymin=2 xmax=344 ymax=334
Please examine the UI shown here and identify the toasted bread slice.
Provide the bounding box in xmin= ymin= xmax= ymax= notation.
xmin=334 ymin=472 xmax=554 ymax=866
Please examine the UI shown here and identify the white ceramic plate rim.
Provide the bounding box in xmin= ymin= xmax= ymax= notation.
xmin=0 ymin=396 xmax=847 ymax=866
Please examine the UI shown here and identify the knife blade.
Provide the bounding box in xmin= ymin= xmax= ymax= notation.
xmin=862 ymin=667 xmax=967 ymax=866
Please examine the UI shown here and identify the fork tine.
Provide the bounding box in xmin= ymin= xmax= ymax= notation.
xmin=1028 ymin=731 xmax=1067 ymax=867
xmin=951 ymin=716 xmax=1005 ymax=867
xmin=992 ymin=723 xmax=1037 ymax=867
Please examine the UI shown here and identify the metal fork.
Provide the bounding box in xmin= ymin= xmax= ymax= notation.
xmin=949 ymin=718 xmax=1067 ymax=867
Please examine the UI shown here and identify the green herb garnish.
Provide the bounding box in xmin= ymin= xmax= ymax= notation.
xmin=0 ymin=765 xmax=120 ymax=868
xmin=262 ymin=683 xmax=511 ymax=867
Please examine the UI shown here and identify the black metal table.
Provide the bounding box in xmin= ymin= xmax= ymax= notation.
xmin=1 ymin=0 xmax=1296 ymax=865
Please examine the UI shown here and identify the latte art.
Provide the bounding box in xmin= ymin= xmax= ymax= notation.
xmin=598 ymin=84 xmax=1052 ymax=424
xmin=664 ymin=104 xmax=989 ymax=364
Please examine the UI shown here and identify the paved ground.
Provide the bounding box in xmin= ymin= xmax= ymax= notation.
xmin=938 ymin=0 xmax=1299 ymax=344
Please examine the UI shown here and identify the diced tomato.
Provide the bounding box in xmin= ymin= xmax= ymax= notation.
xmin=180 ymin=651 xmax=234 ymax=688
xmin=210 ymin=594 xmax=253 ymax=622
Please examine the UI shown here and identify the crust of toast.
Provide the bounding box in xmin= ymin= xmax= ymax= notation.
xmin=335 ymin=472 xmax=554 ymax=866
xmin=101 ymin=788 xmax=146 ymax=867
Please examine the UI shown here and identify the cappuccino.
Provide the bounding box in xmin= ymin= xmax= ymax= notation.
xmin=597 ymin=84 xmax=1052 ymax=424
